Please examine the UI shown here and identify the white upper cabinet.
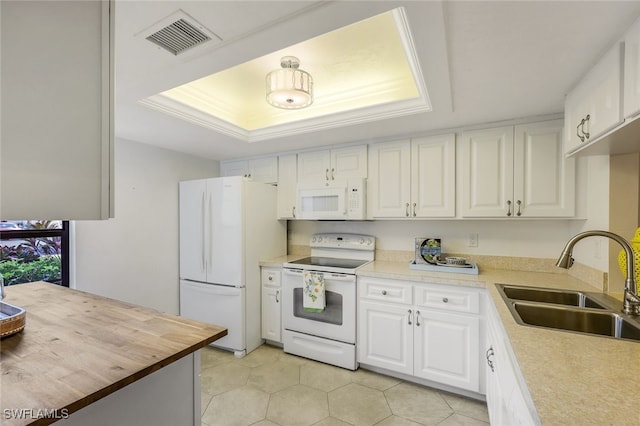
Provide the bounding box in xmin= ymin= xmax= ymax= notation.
xmin=368 ymin=135 xmax=455 ymax=219
xmin=461 ymin=127 xmax=514 ymax=217
xmin=514 ymin=121 xmax=575 ymax=217
xmin=368 ymin=140 xmax=412 ymax=218
xmin=297 ymin=145 xmax=367 ymax=184
xmin=625 ymin=16 xmax=640 ymax=119
xmin=564 ymin=43 xmax=623 ymax=154
xmin=1 ymin=0 xmax=114 ymax=220
xmin=220 ymin=157 xmax=278 ymax=184
xmin=462 ymin=120 xmax=574 ymax=218
xmin=276 ymin=154 xmax=298 ymax=220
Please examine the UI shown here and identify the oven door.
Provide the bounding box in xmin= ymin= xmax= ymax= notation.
xmin=282 ymin=268 xmax=356 ymax=344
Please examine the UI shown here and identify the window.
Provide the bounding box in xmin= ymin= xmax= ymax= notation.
xmin=0 ymin=221 xmax=69 ymax=287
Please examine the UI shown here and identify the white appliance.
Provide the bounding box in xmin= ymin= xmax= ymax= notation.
xmin=282 ymin=233 xmax=375 ymax=369
xmin=296 ymin=178 xmax=366 ymax=220
xmin=179 ymin=176 xmax=286 ymax=357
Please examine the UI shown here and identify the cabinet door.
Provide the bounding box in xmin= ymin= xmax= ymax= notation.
xmin=331 ymin=145 xmax=368 ymax=180
xmin=179 ymin=179 xmax=207 ymax=282
xmin=358 ymin=300 xmax=413 ymax=375
xmin=584 ymin=44 xmax=623 ymax=141
xmin=514 ymin=120 xmax=575 ymax=217
xmin=624 ymin=16 xmax=640 ymax=119
xmin=564 ymin=42 xmax=623 ymax=154
xmin=1 ymin=0 xmax=113 ymax=220
xmin=220 ymin=160 xmax=249 ymax=178
xmin=413 ymin=310 xmax=480 ymax=392
xmin=250 ymin=157 xmax=278 ymax=183
xmin=261 ymin=286 xmax=281 ymax=342
xmin=461 ymin=127 xmax=514 ymax=217
xmin=277 ymin=154 xmax=298 ymax=219
xmin=297 ymin=150 xmax=331 ymax=183
xmin=367 ymin=140 xmax=412 ymax=218
xmin=411 ymin=135 xmax=455 ymax=217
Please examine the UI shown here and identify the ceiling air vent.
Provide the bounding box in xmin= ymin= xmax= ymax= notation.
xmin=142 ymin=10 xmax=221 ymax=56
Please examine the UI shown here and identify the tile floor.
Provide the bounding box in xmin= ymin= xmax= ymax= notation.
xmin=200 ymin=344 xmax=490 ymax=426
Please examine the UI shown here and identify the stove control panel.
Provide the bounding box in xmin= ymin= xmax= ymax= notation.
xmin=310 ymin=233 xmax=375 ymax=251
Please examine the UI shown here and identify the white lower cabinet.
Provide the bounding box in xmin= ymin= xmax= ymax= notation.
xmin=485 ymin=299 xmax=539 ymax=425
xmin=358 ymin=277 xmax=482 ymax=393
xmin=261 ymin=267 xmax=282 ymax=343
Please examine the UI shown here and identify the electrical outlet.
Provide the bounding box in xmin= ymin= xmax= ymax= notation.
xmin=468 ymin=233 xmax=478 ymax=247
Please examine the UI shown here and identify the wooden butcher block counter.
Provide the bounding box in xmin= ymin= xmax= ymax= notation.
xmin=0 ymin=282 xmax=226 ymax=426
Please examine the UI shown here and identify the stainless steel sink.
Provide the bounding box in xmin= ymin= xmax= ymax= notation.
xmin=498 ymin=284 xmax=607 ymax=309
xmin=513 ymin=302 xmax=640 ymax=341
xmin=497 ymin=284 xmax=640 ymax=342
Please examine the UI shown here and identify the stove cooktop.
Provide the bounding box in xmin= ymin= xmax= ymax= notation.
xmin=285 ymin=256 xmax=370 ymax=272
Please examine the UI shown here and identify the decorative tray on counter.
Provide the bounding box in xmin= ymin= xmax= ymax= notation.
xmin=0 ymin=301 xmax=26 ymax=338
xmin=409 ymin=260 xmax=479 ymax=275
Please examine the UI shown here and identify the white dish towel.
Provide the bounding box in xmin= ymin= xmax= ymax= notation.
xmin=302 ymin=271 xmax=325 ymax=313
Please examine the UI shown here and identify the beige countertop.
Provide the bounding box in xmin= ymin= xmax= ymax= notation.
xmin=259 ymin=254 xmax=306 ymax=267
xmin=358 ymin=260 xmax=640 ymax=425
xmin=0 ymin=282 xmax=227 ymax=426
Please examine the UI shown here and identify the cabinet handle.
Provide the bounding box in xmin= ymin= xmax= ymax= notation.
xmin=486 ymin=346 xmax=495 ymax=372
xmin=292 ymin=206 xmax=296 ymax=219
xmin=275 ymin=290 xmax=279 ymax=303
xmin=325 ymin=168 xmax=329 ymax=181
xmin=331 ymin=168 xmax=335 ymax=180
xmin=506 ymin=200 xmax=512 ymax=217
xmin=405 ymin=203 xmax=410 ymax=217
xmin=583 ymin=114 xmax=590 ymax=140
xmin=413 ymin=202 xmax=417 ymax=217
xmin=516 ymin=200 xmax=522 ymax=217
xmin=416 ymin=310 xmax=421 ymax=327
xmin=576 ymin=119 xmax=585 ymax=142
xmin=442 ymin=297 xmax=449 ymax=303
xmin=381 ymin=290 xmax=387 ymax=295
xmin=407 ymin=309 xmax=412 ymax=325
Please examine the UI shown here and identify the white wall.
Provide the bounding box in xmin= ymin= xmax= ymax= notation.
xmin=569 ymin=155 xmax=610 ymax=272
xmin=289 ymin=219 xmax=573 ymax=258
xmin=72 ymin=138 xmax=219 ymax=314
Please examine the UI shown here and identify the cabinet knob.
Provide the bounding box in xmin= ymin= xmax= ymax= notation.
xmin=325 ymin=168 xmax=329 ymax=181
xmin=413 ymin=202 xmax=417 ymax=217
xmin=405 ymin=203 xmax=410 ymax=217
xmin=407 ymin=309 xmax=412 ymax=325
xmin=268 ymin=276 xmax=273 ymax=281
xmin=381 ymin=290 xmax=387 ymax=295
xmin=275 ymin=290 xmax=279 ymax=303
xmin=416 ymin=310 xmax=421 ymax=327
xmin=331 ymin=168 xmax=335 ymax=180
xmin=442 ymin=297 xmax=449 ymax=303
xmin=516 ymin=200 xmax=522 ymax=217
xmin=506 ymin=200 xmax=512 ymax=217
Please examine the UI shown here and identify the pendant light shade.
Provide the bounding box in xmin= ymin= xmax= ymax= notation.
xmin=266 ymin=56 xmax=313 ymax=109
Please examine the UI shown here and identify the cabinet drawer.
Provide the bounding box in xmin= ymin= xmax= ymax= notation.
xmin=414 ymin=286 xmax=480 ymax=314
xmin=261 ymin=268 xmax=281 ymax=287
xmin=359 ymin=278 xmax=412 ymax=304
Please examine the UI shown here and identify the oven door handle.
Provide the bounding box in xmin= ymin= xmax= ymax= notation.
xmin=283 ymin=269 xmax=355 ymax=281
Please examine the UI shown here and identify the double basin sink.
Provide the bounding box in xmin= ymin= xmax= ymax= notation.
xmin=497 ymin=284 xmax=640 ymax=342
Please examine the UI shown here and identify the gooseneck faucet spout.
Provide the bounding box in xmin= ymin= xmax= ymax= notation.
xmin=556 ymin=230 xmax=639 ymax=315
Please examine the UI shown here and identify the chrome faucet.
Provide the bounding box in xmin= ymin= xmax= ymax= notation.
xmin=556 ymin=230 xmax=639 ymax=316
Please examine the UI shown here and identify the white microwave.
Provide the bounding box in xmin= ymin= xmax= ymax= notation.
xmin=296 ymin=178 xmax=366 ymax=220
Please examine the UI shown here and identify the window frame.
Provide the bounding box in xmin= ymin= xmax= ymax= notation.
xmin=0 ymin=221 xmax=70 ymax=286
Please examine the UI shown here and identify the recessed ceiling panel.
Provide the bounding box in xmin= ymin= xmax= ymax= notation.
xmin=140 ymin=7 xmax=430 ymax=142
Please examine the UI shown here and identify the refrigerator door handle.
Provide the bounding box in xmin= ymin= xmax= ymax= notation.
xmin=208 ymin=191 xmax=213 ymax=277
xmin=201 ymin=191 xmax=206 ymax=273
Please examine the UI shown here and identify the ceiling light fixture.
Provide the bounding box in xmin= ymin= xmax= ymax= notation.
xmin=266 ymin=56 xmax=313 ymax=109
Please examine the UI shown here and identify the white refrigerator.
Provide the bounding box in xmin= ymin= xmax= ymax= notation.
xmin=179 ymin=176 xmax=286 ymax=357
